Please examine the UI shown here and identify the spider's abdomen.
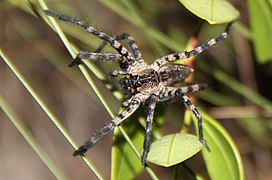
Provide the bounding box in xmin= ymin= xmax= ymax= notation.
xmin=158 ymin=65 xmax=193 ymax=85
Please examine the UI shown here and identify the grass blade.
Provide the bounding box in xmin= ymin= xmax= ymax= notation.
xmin=0 ymin=95 xmax=67 ymax=180
xmin=0 ymin=49 xmax=104 ymax=179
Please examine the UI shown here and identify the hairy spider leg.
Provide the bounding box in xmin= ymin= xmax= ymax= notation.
xmin=175 ymin=83 xmax=207 ymax=94
xmin=120 ymin=95 xmax=137 ymax=107
xmin=92 ymin=34 xmax=133 ymax=69
xmin=73 ymin=97 xmax=141 ymax=156
xmin=68 ymin=52 xmax=124 ymax=67
xmin=175 ymin=89 xmax=211 ymax=152
xmin=141 ymin=95 xmax=158 ymax=166
xmin=73 ymin=33 xmax=143 ymax=68
xmin=152 ymin=21 xmax=235 ymax=68
xmin=159 ymin=84 xmax=207 ymax=101
xmin=45 ymin=10 xmax=136 ymax=67
xmin=95 ymin=33 xmax=142 ymax=61
xmin=92 ymin=33 xmax=144 ymax=70
xmin=108 ymin=70 xmax=127 ymax=77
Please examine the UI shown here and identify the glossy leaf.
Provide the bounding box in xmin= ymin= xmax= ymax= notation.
xmin=147 ymin=133 xmax=202 ymax=167
xmin=198 ymin=112 xmax=244 ymax=180
xmin=179 ymin=0 xmax=240 ymax=24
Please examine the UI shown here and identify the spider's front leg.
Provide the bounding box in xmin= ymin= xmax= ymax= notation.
xmin=152 ymin=21 xmax=235 ymax=69
xmin=68 ymin=52 xmax=124 ymax=67
xmin=142 ymin=94 xmax=158 ymax=166
xmin=73 ymin=97 xmax=141 ymax=156
xmin=92 ymin=33 xmax=145 ymax=70
xmin=95 ymin=33 xmax=142 ymax=61
xmin=175 ymin=89 xmax=211 ymax=152
xmin=70 ymin=32 xmax=145 ymax=69
xmin=45 ymin=10 xmax=136 ymax=68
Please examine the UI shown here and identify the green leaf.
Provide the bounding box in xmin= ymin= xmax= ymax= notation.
xmin=199 ymin=112 xmax=244 ymax=180
xmin=248 ymin=0 xmax=272 ymax=63
xmin=111 ymin=120 xmax=144 ymax=180
xmin=147 ymin=133 xmax=202 ymax=167
xmin=179 ymin=0 xmax=240 ymax=24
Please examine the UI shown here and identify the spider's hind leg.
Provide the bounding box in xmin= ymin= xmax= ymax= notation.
xmin=68 ymin=52 xmax=123 ymax=67
xmin=68 ymin=56 xmax=82 ymax=67
xmin=175 ymin=89 xmax=211 ymax=152
xmin=73 ymin=96 xmax=142 ymax=156
xmin=73 ymin=121 xmax=116 ymax=156
xmin=141 ymin=95 xmax=158 ymax=166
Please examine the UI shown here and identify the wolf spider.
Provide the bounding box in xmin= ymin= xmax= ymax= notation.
xmin=45 ymin=10 xmax=234 ymax=166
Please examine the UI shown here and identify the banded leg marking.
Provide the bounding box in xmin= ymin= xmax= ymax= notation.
xmin=153 ymin=21 xmax=235 ymax=68
xmin=68 ymin=52 xmax=123 ymax=67
xmin=141 ymin=95 xmax=158 ymax=166
xmin=73 ymin=97 xmax=141 ymax=156
xmin=175 ymin=89 xmax=210 ymax=152
xmin=45 ymin=10 xmax=135 ymax=65
xmin=95 ymin=33 xmax=142 ymax=61
xmin=159 ymin=84 xmax=207 ymax=102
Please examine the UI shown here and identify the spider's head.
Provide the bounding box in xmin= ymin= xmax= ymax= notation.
xmin=158 ymin=65 xmax=193 ymax=85
xmin=119 ymin=74 xmax=140 ymax=95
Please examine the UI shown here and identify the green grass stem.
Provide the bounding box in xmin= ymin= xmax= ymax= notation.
xmin=0 ymin=48 xmax=104 ymax=179
xmin=0 ymin=95 xmax=67 ymax=180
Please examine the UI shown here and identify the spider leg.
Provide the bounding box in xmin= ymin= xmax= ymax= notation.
xmin=108 ymin=70 xmax=126 ymax=77
xmin=45 ymin=10 xmax=135 ymax=66
xmin=175 ymin=89 xmax=211 ymax=152
xmin=159 ymin=84 xmax=207 ymax=102
xmin=68 ymin=52 xmax=123 ymax=67
xmin=73 ymin=97 xmax=141 ymax=156
xmin=142 ymin=94 xmax=158 ymax=166
xmin=73 ymin=33 xmax=137 ymax=68
xmin=152 ymin=21 xmax=235 ymax=68
xmin=121 ymin=95 xmax=136 ymax=107
xmin=95 ymin=33 xmax=142 ymax=61
xmin=93 ymin=33 xmax=144 ymax=70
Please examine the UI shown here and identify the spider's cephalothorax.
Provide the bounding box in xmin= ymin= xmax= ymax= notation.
xmin=45 ymin=10 xmax=235 ymax=166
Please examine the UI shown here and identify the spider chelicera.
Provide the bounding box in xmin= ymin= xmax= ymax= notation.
xmin=45 ymin=10 xmax=235 ymax=166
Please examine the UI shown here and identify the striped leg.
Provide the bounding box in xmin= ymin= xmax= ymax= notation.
xmin=152 ymin=21 xmax=235 ymax=68
xmin=159 ymin=84 xmax=207 ymax=102
xmin=68 ymin=52 xmax=123 ymax=67
xmin=176 ymin=83 xmax=207 ymax=93
xmin=142 ymin=95 xmax=158 ymax=166
xmin=73 ymin=97 xmax=141 ymax=156
xmin=92 ymin=33 xmax=143 ymax=69
xmin=95 ymin=33 xmax=142 ymax=61
xmin=45 ymin=10 xmax=135 ymax=65
xmin=175 ymin=89 xmax=211 ymax=152
xmin=121 ymin=95 xmax=136 ymax=107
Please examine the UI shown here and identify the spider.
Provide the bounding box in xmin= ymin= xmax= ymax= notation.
xmin=45 ymin=10 xmax=235 ymax=166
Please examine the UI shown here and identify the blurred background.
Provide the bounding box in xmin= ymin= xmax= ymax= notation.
xmin=1 ymin=0 xmax=272 ymax=179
